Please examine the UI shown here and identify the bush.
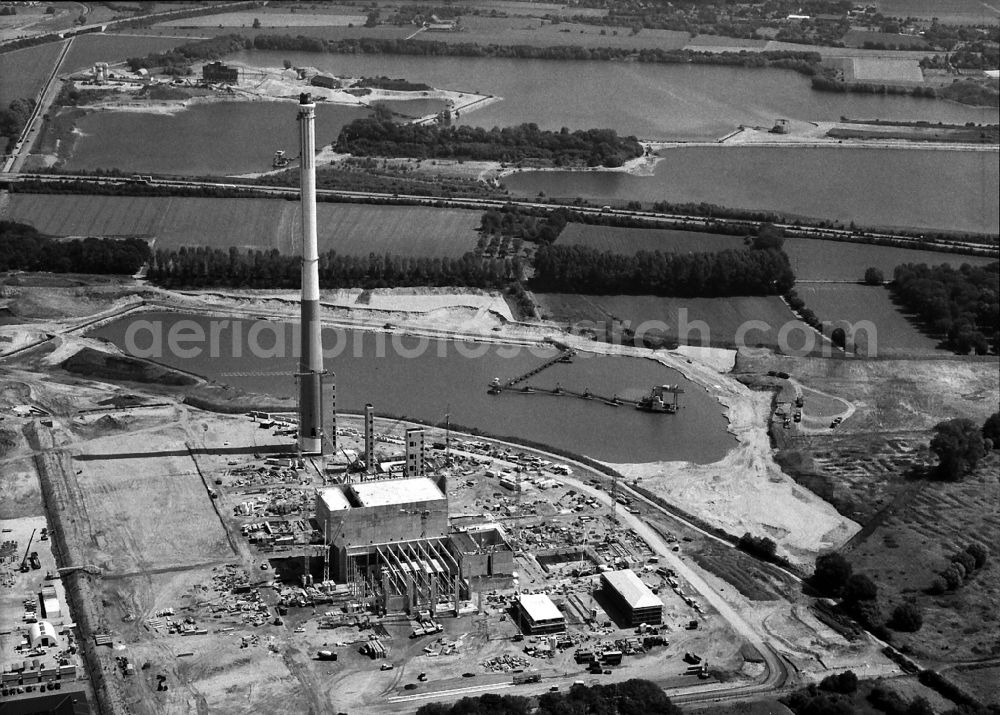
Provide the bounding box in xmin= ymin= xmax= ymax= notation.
xmin=966 ymin=543 xmax=989 ymax=569
xmin=864 ymin=266 xmax=885 ymax=285
xmin=819 ymin=670 xmax=858 ymax=694
xmin=953 ymin=550 xmax=976 ymax=575
xmin=843 ymin=574 xmax=878 ymax=604
xmin=812 ymin=553 xmax=853 ymax=597
xmin=983 ymin=412 xmax=1000 ymax=448
xmin=889 ymin=602 xmax=923 ymax=632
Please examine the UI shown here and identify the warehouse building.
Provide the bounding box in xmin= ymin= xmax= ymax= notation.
xmin=601 ymin=569 xmax=663 ymax=626
xmin=514 ymin=593 xmax=565 ymax=634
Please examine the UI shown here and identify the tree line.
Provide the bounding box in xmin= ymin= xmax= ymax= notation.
xmin=530 ymin=243 xmax=795 ymax=296
xmin=247 ymin=33 xmax=821 ymax=73
xmin=890 ymin=261 xmax=999 ymax=354
xmin=416 ymin=678 xmax=681 ymax=715
xmin=146 ymin=247 xmax=520 ymax=290
xmin=0 ymin=221 xmax=149 ymax=274
xmin=336 ymin=113 xmax=643 ymax=167
xmin=126 ymin=34 xmax=249 ymax=73
xmin=0 ymin=98 xmax=36 ymax=148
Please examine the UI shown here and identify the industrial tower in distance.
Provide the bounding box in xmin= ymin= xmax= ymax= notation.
xmin=297 ymin=93 xmax=325 ymax=455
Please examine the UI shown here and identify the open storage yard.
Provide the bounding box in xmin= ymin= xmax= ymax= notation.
xmin=5 ymin=195 xmax=482 ymax=256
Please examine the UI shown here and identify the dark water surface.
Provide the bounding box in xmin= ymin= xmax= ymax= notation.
xmin=90 ymin=312 xmax=734 ymax=464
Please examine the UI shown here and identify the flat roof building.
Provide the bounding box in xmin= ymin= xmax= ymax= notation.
xmin=601 ymin=569 xmax=663 ymax=626
xmin=515 ymin=593 xmax=565 ymax=634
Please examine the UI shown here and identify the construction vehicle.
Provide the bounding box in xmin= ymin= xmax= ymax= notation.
xmin=316 ymin=651 xmax=338 ymax=661
xmin=513 ymin=672 xmax=541 ymax=685
xmin=29 ymin=552 xmax=41 ymax=570
xmin=636 ymin=385 xmax=683 ymax=413
xmin=272 ymin=150 xmax=289 ymax=168
xmin=19 ymin=529 xmax=36 ymax=572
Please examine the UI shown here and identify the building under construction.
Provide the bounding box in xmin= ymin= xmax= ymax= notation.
xmin=314 ymin=475 xmax=514 ymax=615
xmin=316 ymin=476 xmax=462 ymax=614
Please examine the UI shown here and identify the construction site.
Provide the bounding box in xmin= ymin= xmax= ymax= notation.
xmin=0 ymin=92 xmax=919 ymax=714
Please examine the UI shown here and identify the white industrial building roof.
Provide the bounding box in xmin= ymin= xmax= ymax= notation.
xmin=29 ymin=621 xmax=58 ymax=647
xmin=602 ymin=569 xmax=662 ymax=610
xmin=517 ymin=593 xmax=563 ymax=623
xmin=317 ymin=486 xmax=351 ymax=512
xmin=350 ymin=477 xmax=444 ymax=508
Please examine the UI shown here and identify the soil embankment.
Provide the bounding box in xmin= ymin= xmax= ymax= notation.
xmin=61 ymin=346 xmax=198 ymax=386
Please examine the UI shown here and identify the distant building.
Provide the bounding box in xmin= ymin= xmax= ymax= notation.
xmin=601 ymin=569 xmax=663 ymax=626
xmin=310 ymin=72 xmax=340 ymax=89
xmin=203 ymin=61 xmax=238 ymax=84
xmin=514 ymin=593 xmax=565 ymax=634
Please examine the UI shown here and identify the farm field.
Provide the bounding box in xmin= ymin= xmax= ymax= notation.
xmin=874 ymin=0 xmax=1000 ymax=24
xmin=61 ymin=33 xmax=191 ymax=74
xmin=556 ymin=223 xmax=745 ymax=254
xmin=841 ymin=30 xmax=931 ymax=50
xmin=536 ymin=293 xmax=813 ymax=351
xmin=0 ymin=41 xmax=65 ymax=105
xmin=794 ymin=283 xmax=942 ymax=356
xmin=158 ymin=11 xmax=368 ymax=28
xmin=5 ymin=194 xmax=482 ymax=257
xmin=556 ymin=224 xmax=997 ymax=281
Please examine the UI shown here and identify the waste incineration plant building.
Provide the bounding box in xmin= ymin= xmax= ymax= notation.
xmin=514 ymin=593 xmax=566 ymax=634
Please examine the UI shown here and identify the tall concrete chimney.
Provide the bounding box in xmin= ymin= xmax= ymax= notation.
xmin=364 ymin=403 xmax=375 ymax=473
xmin=297 ymin=93 xmax=324 ymax=455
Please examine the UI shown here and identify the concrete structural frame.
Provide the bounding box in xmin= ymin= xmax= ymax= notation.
xmin=297 ymin=93 xmax=325 ymax=455
xmin=600 ymin=569 xmax=663 ymax=626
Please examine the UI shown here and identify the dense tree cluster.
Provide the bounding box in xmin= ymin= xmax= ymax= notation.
xmin=146 ymin=247 xmax=518 ymax=290
xmin=930 ymin=418 xmax=988 ymax=481
xmin=891 ymin=262 xmax=999 ymax=354
xmin=0 ymin=221 xmax=150 ymax=274
xmin=983 ymin=412 xmax=1000 ymax=449
xmin=531 ymin=244 xmax=795 ymax=296
xmin=126 ymin=34 xmax=249 ymax=72
xmin=737 ymin=532 xmax=778 ymax=561
xmin=0 ymin=98 xmax=36 ymax=146
xmin=811 ymin=552 xmax=853 ymax=596
xmin=480 ymin=205 xmax=568 ymax=244
xmin=336 ymin=116 xmax=642 ymax=167
xmin=416 ymin=678 xmax=681 ymax=715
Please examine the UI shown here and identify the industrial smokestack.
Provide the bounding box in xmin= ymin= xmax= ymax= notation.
xmin=364 ymin=404 xmax=375 ymax=473
xmin=297 ymin=93 xmax=324 ymax=455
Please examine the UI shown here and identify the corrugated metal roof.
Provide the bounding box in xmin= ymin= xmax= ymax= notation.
xmin=350 ymin=477 xmax=444 ymax=508
xmin=518 ymin=593 xmax=563 ymax=623
xmin=602 ymin=569 xmax=662 ymax=610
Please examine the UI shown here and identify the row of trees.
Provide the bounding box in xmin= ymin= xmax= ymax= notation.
xmin=891 ymin=262 xmax=999 ymax=355
xmin=0 ymin=221 xmax=149 ymax=275
xmin=146 ymin=247 xmax=519 ymax=290
xmin=811 ymin=553 xmax=923 ymax=635
xmin=929 ymin=542 xmax=990 ymax=594
xmin=247 ymin=33 xmax=822 ymax=73
xmin=531 ymin=244 xmax=795 ymax=296
xmin=416 ymin=679 xmax=681 ymax=715
xmin=336 ymin=113 xmax=643 ymax=167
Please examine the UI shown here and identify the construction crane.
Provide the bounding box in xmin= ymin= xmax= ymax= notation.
xmin=19 ymin=528 xmax=36 ymax=573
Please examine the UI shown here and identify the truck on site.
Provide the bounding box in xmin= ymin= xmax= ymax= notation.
xmin=316 ymin=651 xmax=337 ymax=661
xmin=513 ymin=672 xmax=541 ymax=685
